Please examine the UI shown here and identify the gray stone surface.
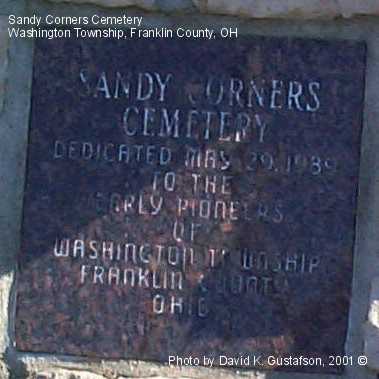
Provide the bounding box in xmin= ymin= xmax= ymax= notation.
xmin=0 ymin=0 xmax=26 ymax=16
xmin=155 ymin=0 xmax=195 ymax=12
xmin=46 ymin=0 xmax=379 ymax=18
xmin=47 ymin=0 xmax=157 ymax=10
xmin=0 ymin=1 xmax=33 ymax=361
xmin=45 ymin=0 xmax=196 ymax=13
xmin=365 ymin=323 xmax=379 ymax=372
xmin=0 ymin=16 xmax=9 ymax=113
xmin=0 ymin=1 xmax=378 ymax=379
xmin=193 ymin=0 xmax=379 ymax=19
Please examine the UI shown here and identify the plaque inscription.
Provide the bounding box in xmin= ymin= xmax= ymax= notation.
xmin=16 ymin=36 xmax=366 ymax=373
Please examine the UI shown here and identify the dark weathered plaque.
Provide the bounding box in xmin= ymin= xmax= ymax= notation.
xmin=16 ymin=35 xmax=366 ymax=374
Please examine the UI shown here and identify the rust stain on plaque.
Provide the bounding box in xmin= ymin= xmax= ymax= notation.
xmin=15 ymin=35 xmax=366 ymax=374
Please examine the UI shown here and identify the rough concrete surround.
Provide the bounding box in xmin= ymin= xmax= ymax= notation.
xmin=365 ymin=277 xmax=379 ymax=371
xmin=193 ymin=0 xmax=379 ymax=19
xmin=48 ymin=0 xmax=157 ymax=11
xmin=1 ymin=0 xmax=379 ymax=378
xmin=47 ymin=0 xmax=379 ymax=18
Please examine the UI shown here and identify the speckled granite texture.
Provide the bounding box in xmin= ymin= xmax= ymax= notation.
xmin=15 ymin=35 xmax=366 ymax=374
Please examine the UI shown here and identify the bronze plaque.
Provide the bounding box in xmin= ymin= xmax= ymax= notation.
xmin=16 ymin=36 xmax=366 ymax=374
